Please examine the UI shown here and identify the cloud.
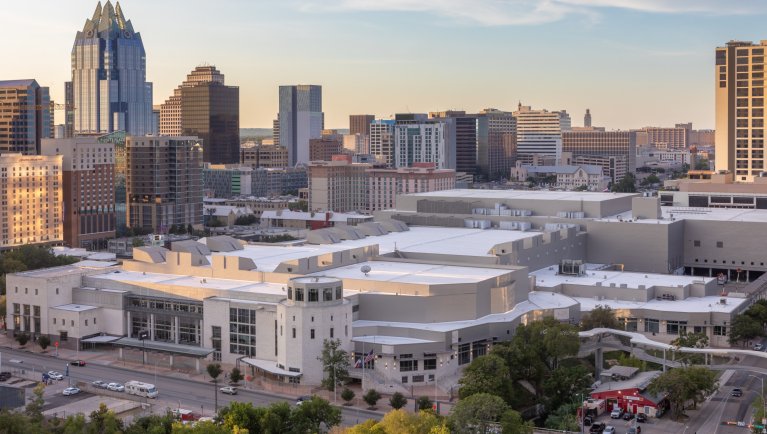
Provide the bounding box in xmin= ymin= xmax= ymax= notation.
xmin=298 ymin=0 xmax=767 ymax=26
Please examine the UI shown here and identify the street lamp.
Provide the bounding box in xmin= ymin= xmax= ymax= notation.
xmin=139 ymin=330 xmax=149 ymax=365
xmin=750 ymin=374 xmax=766 ymax=423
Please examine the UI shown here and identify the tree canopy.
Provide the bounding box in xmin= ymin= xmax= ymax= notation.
xmin=318 ymin=339 xmax=350 ymax=391
xmin=647 ymin=366 xmax=717 ymax=420
xmin=580 ymin=305 xmax=621 ymax=330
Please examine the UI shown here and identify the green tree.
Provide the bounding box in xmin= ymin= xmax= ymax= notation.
xmin=132 ymin=237 xmax=145 ymax=247
xmin=544 ymin=402 xmax=580 ymax=431
xmin=125 ymin=413 xmax=175 ymax=434
xmin=500 ymin=409 xmax=534 ymax=434
xmin=729 ymin=314 xmax=763 ymax=346
xmin=229 ymin=367 xmax=243 ymax=384
xmin=611 ymin=173 xmax=636 ymax=192
xmin=234 ymin=215 xmax=258 ymax=226
xmin=542 ymin=365 xmax=591 ymax=411
xmin=290 ymin=396 xmax=342 ymax=433
xmin=260 ymin=402 xmax=292 ymax=434
xmin=37 ymin=335 xmax=50 ymax=351
xmin=341 ymin=388 xmax=355 ymax=406
xmin=206 ymin=363 xmax=223 ymax=412
xmin=15 ymin=333 xmax=29 ymax=346
xmin=616 ymin=354 xmax=647 ymax=371
xmin=672 ymin=332 xmax=709 ymax=349
xmin=363 ymin=389 xmax=381 ymax=409
xmin=389 ymin=392 xmax=407 ymax=410
xmin=59 ymin=413 xmax=87 ymax=434
xmin=641 ymin=174 xmax=661 ymax=186
xmin=219 ymin=401 xmax=266 ymax=433
xmin=580 ymin=305 xmax=621 ymax=330
xmin=416 ymin=396 xmax=434 ymax=411
xmin=25 ymin=383 xmax=46 ymax=423
xmin=458 ymin=354 xmax=510 ymax=399
xmin=88 ymin=402 xmax=124 ymax=434
xmin=647 ymin=366 xmax=717 ymax=420
xmin=171 ymin=420 xmax=232 ymax=433
xmin=318 ymin=339 xmax=350 ymax=391
xmin=574 ymin=184 xmax=589 ymax=191
xmin=449 ymin=393 xmax=508 ymax=434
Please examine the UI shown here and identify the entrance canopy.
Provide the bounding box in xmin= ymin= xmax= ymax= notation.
xmin=113 ymin=337 xmax=215 ymax=358
xmin=81 ymin=335 xmax=122 ymax=343
xmin=242 ymin=358 xmax=302 ymax=377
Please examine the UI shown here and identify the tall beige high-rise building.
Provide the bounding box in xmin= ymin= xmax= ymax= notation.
xmin=307 ymin=157 xmax=370 ymax=212
xmin=0 ymin=153 xmax=63 ymax=250
xmin=716 ymin=40 xmax=767 ymax=182
xmin=159 ymin=66 xmax=226 ymax=136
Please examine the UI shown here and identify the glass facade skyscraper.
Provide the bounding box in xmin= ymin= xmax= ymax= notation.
xmin=71 ymin=1 xmax=153 ymax=136
xmin=279 ymin=85 xmax=323 ymax=166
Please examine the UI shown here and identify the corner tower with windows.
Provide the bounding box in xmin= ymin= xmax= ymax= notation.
xmin=277 ymin=277 xmax=352 ymax=385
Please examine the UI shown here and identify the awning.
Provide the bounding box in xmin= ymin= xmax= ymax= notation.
xmin=81 ymin=335 xmax=122 ymax=343
xmin=242 ymin=358 xmax=302 ymax=377
xmin=113 ymin=337 xmax=215 ymax=357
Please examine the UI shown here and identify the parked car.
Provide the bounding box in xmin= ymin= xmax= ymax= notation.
xmin=107 ymin=382 xmax=125 ymax=392
xmin=623 ymin=412 xmax=635 ymax=421
xmin=71 ymin=360 xmax=86 ymax=366
xmin=636 ymin=413 xmax=648 ymax=423
xmin=583 ymin=415 xmax=593 ymax=426
xmin=754 ymin=344 xmax=764 ymax=351
xmin=603 ymin=426 xmax=616 ymax=434
xmin=627 ymin=427 xmax=642 ymax=434
xmin=589 ymin=422 xmax=606 ymax=434
xmin=296 ymin=395 xmax=313 ymax=405
xmin=91 ymin=380 xmax=107 ymax=389
xmin=220 ymin=386 xmax=237 ymax=395
xmin=47 ymin=371 xmax=64 ymax=380
xmin=610 ymin=408 xmax=623 ymax=419
xmin=0 ymin=372 xmax=11 ymax=382
xmin=63 ymin=387 xmax=80 ymax=396
xmin=732 ymin=388 xmax=743 ymax=397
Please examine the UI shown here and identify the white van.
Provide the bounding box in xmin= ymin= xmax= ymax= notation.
xmin=125 ymin=380 xmax=159 ymax=398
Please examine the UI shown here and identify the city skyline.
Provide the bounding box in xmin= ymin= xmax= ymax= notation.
xmin=4 ymin=1 xmax=767 ymax=129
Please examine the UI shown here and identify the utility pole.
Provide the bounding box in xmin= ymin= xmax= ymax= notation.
xmin=750 ymin=374 xmax=766 ymax=424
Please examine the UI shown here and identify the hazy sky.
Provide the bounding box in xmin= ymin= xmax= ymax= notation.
xmin=3 ymin=0 xmax=767 ymax=129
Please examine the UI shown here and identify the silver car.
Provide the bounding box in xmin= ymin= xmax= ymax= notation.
xmin=107 ymin=382 xmax=124 ymax=392
xmin=47 ymin=371 xmax=64 ymax=380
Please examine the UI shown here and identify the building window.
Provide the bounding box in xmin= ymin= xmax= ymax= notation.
xmin=716 ymin=241 xmax=724 ymax=248
xmin=309 ymin=288 xmax=318 ymax=302
xmin=423 ymin=359 xmax=437 ymax=370
xmin=295 ymin=289 xmax=304 ymax=302
xmin=310 ymin=329 xmax=315 ymax=339
xmin=85 ymin=320 xmax=88 ymax=326
xmin=644 ymin=319 xmax=660 ymax=334
xmin=693 ymin=240 xmax=700 ymax=247
xmin=323 ymin=289 xmax=333 ymax=302
xmin=53 ymin=318 xmax=56 ymax=325
xmin=666 ymin=320 xmax=687 ymax=335
xmin=93 ymin=318 xmax=96 ymax=325
xmin=693 ymin=326 xmax=704 ymax=334
xmin=400 ymin=360 xmax=418 ymax=372
xmin=714 ymin=326 xmax=727 ymax=336
xmin=229 ymin=308 xmax=256 ymax=356
xmin=330 ymin=328 xmax=334 ymax=338
xmin=292 ymin=328 xmax=296 ymax=339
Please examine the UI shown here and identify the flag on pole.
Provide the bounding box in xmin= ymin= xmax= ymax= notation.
xmin=363 ymin=349 xmax=375 ymax=364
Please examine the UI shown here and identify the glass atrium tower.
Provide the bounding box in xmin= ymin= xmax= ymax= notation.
xmin=70 ymin=1 xmax=153 ymax=135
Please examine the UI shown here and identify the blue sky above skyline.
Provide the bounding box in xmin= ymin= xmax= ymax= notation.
xmin=3 ymin=0 xmax=767 ymax=129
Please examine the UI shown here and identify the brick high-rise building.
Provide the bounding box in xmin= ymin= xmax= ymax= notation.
xmin=0 ymin=154 xmax=62 ymax=250
xmin=642 ymin=127 xmax=689 ymax=150
xmin=308 ymin=157 xmax=370 ymax=212
xmin=240 ymin=145 xmax=289 ymax=169
xmin=716 ymin=40 xmax=767 ymax=181
xmin=310 ymin=138 xmax=344 ymax=162
xmin=41 ymin=137 xmax=115 ymax=249
xmin=0 ymin=79 xmax=52 ymax=154
xmin=126 ymin=136 xmax=203 ymax=231
xmin=349 ymin=114 xmax=375 ymax=137
xmin=563 ymin=130 xmax=637 ymax=182
xmin=366 ymin=164 xmax=455 ymax=212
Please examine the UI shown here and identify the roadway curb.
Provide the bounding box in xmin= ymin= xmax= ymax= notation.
xmin=0 ymin=344 xmax=386 ymax=417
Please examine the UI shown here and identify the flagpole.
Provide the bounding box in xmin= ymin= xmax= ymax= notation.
xmin=362 ymin=336 xmax=365 ymax=393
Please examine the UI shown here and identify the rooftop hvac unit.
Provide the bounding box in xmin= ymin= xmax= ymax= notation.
xmin=558 ymin=259 xmax=585 ymax=276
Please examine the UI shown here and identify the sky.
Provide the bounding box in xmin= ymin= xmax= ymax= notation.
xmin=3 ymin=0 xmax=767 ymax=130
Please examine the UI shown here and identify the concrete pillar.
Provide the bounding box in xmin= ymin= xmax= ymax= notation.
xmin=174 ymin=316 xmax=180 ymax=344
xmin=126 ymin=311 xmax=132 ymax=337
xmin=709 ymin=268 xmax=713 ymax=277
xmin=150 ymin=314 xmax=155 ymax=340
xmin=195 ymin=358 xmax=201 ymax=374
xmin=119 ymin=347 xmax=123 ymax=360
xmin=663 ymin=349 xmax=667 ymax=372
xmin=198 ymin=319 xmax=203 ymax=345
xmin=747 ymin=270 xmax=751 ymax=282
xmin=595 ymin=348 xmax=603 ymax=376
xmin=169 ymin=354 xmax=174 ymax=367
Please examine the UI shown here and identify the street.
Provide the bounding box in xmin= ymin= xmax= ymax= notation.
xmin=0 ymin=346 xmax=379 ymax=426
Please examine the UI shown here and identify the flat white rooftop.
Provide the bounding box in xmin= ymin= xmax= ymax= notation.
xmin=216 ymin=226 xmax=538 ymax=272
xmin=531 ymin=264 xmax=714 ymax=290
xmin=353 ymin=291 xmax=577 ymax=333
xmin=92 ymin=270 xmax=287 ymax=296
xmin=576 ymin=294 xmax=747 ymax=314
xmin=409 ymin=189 xmax=637 ymax=202
xmin=310 ymin=261 xmax=511 ymax=286
xmin=52 ymin=304 xmax=99 ymax=312
xmin=601 ymin=207 xmax=767 ymax=224
xmin=15 ymin=262 xmax=119 ymax=278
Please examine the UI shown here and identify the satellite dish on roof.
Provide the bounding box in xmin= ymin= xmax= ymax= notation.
xmin=361 ymin=265 xmax=371 ymax=276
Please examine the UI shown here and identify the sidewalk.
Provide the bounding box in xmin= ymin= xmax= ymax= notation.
xmin=0 ymin=333 xmax=393 ymax=418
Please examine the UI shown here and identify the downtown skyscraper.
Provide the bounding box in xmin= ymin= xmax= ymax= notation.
xmin=68 ymin=1 xmax=153 ymax=136
xmin=279 ymin=85 xmax=323 ymax=166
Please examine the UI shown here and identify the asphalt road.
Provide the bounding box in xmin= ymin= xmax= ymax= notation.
xmin=0 ymin=346 xmax=379 ymax=426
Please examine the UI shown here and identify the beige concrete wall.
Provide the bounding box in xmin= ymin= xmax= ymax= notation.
xmin=585 ymin=220 xmax=685 ymax=274
xmin=683 ymin=220 xmax=767 ymax=274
